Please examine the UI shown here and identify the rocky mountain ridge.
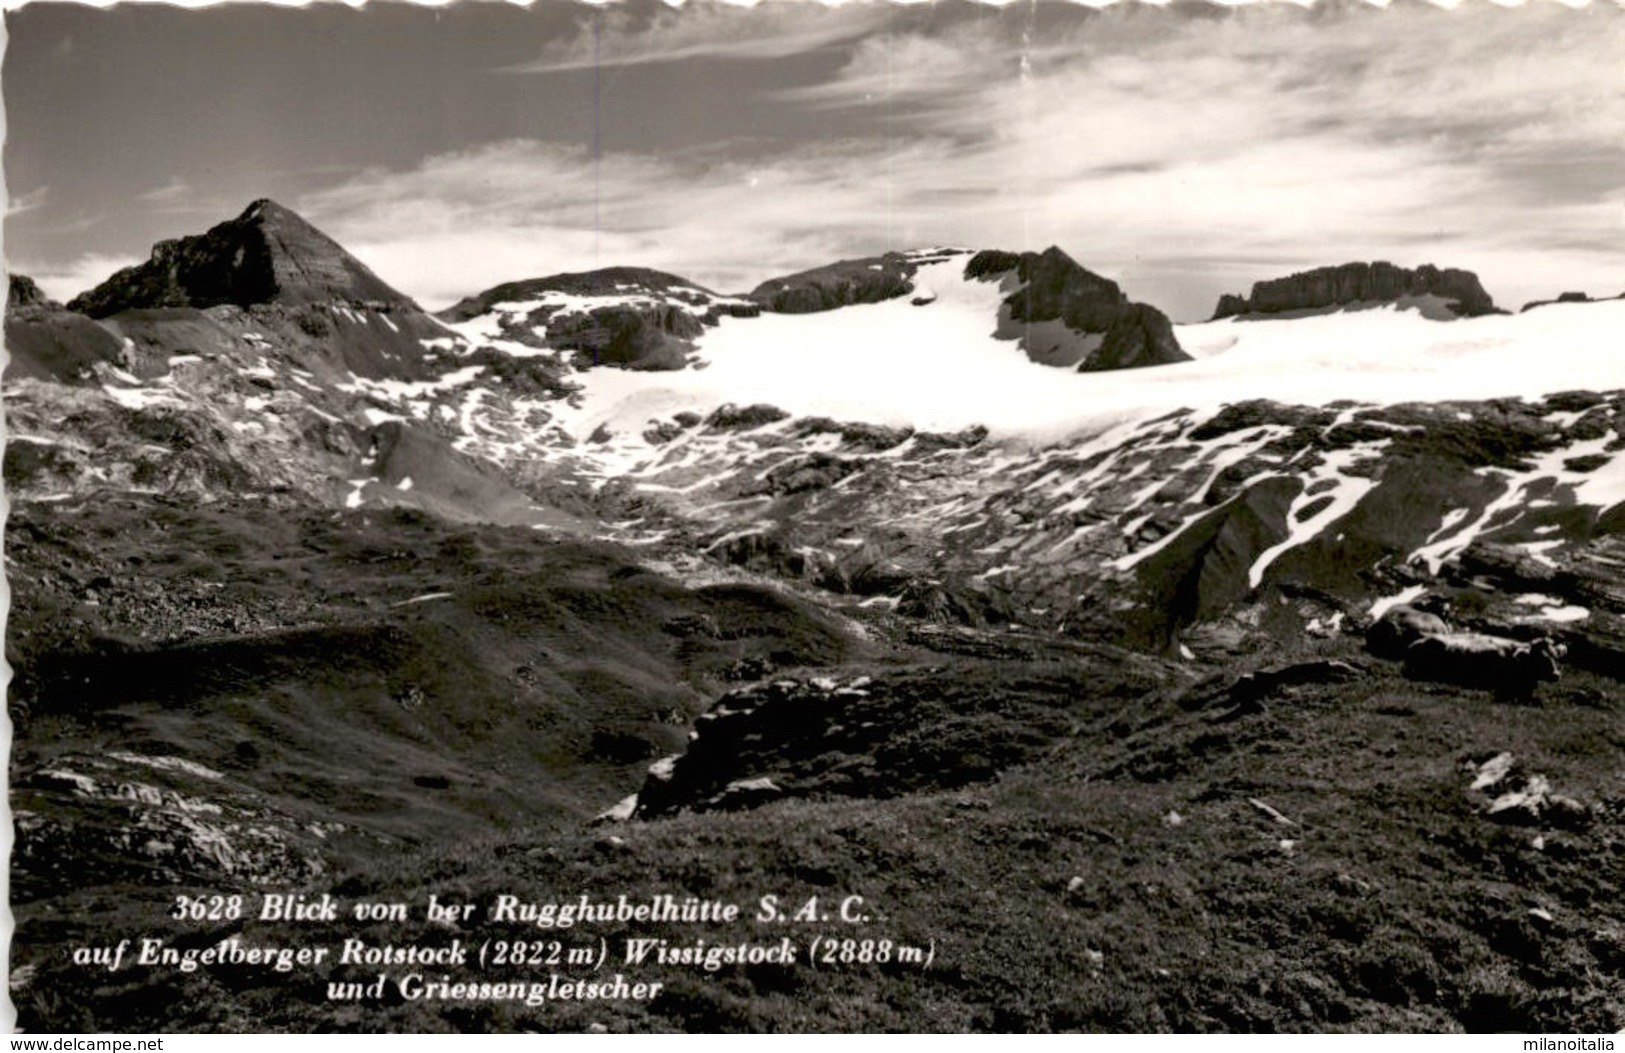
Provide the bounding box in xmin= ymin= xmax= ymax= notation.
xmin=964 ymin=247 xmax=1190 ymax=371
xmin=437 ymin=267 xmax=762 ymax=372
xmin=1213 ymin=261 xmax=1500 ymax=320
xmin=69 ymin=199 xmax=420 ymax=316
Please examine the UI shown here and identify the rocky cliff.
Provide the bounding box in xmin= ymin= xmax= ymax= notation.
xmin=1213 ymin=261 xmax=1498 ymax=319
xmin=747 ymin=252 xmax=928 ymax=314
xmin=965 ymin=246 xmax=1191 ymax=371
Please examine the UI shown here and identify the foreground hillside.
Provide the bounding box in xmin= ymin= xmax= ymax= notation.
xmin=8 ymin=202 xmax=1625 ymax=1032
xmin=14 ymin=507 xmax=1625 ymax=1030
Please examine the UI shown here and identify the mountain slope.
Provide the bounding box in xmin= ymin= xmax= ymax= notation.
xmin=10 ymin=200 xmax=1625 ymax=1033
xmin=69 ymin=199 xmax=417 ymax=316
xmin=437 ymin=266 xmax=760 ymax=372
xmin=4 ymin=273 xmax=129 ymax=383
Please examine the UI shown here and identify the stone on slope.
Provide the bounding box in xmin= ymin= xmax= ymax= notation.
xmin=1521 ymin=291 xmax=1625 ymax=314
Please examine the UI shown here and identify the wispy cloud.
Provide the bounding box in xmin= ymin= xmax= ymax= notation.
xmin=497 ymin=1 xmax=893 ymax=74
xmin=138 ymin=177 xmax=192 ymax=204
xmin=297 ymin=136 xmax=966 ymax=307
xmin=13 ymin=253 xmax=143 ymax=303
xmin=291 ymin=1 xmax=1623 ymax=319
xmin=6 ymin=186 xmax=50 ymax=217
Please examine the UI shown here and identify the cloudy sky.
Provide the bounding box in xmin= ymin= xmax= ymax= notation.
xmin=4 ymin=0 xmax=1623 ymax=320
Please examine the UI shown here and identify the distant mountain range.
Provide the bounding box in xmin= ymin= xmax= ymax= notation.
xmin=10 ymin=199 xmax=1625 ymax=1033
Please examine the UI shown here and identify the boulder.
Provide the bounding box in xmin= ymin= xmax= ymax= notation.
xmin=1366 ymin=604 xmax=1449 ymax=659
xmin=1401 ymin=632 xmax=1565 ymax=695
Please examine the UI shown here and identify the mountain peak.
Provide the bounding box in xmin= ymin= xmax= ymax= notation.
xmin=68 ymin=199 xmax=416 ymax=318
xmin=238 ymin=197 xmax=297 ymax=224
xmin=8 ymin=273 xmax=54 ymax=311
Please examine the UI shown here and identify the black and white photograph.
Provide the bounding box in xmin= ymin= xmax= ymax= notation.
xmin=5 ymin=0 xmax=1625 ymax=1033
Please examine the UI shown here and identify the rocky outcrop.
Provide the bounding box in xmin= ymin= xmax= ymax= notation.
xmin=440 ymin=267 xmax=759 ymax=372
xmin=1212 ymin=292 xmax=1250 ymax=320
xmin=1082 ymin=303 xmax=1187 ymax=372
xmin=9 ymin=273 xmax=53 ymax=310
xmin=441 ymin=267 xmax=759 ymax=326
xmin=748 ymin=254 xmax=919 ymax=313
xmin=631 ymin=660 xmax=1168 ymax=818
xmin=977 ymin=246 xmax=1132 ymax=332
xmin=1212 ymin=262 xmax=1498 ymax=319
xmin=965 ymin=246 xmax=1191 ymax=371
xmin=69 ymin=200 xmax=418 ymax=317
xmin=1521 ymin=291 xmax=1625 ymax=314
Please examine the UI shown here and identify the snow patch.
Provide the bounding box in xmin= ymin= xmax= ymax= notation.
xmin=107 ymin=752 xmax=224 ymax=781
xmin=1370 ymin=585 xmax=1427 ymax=620
xmin=1248 ymin=445 xmax=1382 ymax=589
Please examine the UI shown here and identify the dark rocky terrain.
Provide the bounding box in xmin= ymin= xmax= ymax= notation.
xmin=1522 ymin=291 xmax=1625 ymax=314
xmin=747 ymin=252 xmax=930 ymax=314
xmin=965 ymin=247 xmax=1189 ymax=371
xmin=438 ymin=267 xmax=761 ymax=372
xmin=69 ymin=200 xmax=416 ymax=317
xmin=1213 ymin=262 xmax=1500 ymax=320
xmin=8 ymin=201 xmax=1625 ymax=1033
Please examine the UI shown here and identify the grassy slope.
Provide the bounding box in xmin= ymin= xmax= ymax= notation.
xmin=8 ymin=495 xmax=861 ymax=896
xmin=14 ymin=604 xmax=1625 ymax=1030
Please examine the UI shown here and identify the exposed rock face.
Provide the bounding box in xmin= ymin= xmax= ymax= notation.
xmin=9 ymin=273 xmax=53 ymax=309
xmin=47 ymin=201 xmax=457 ymax=382
xmin=1213 ymin=262 xmax=1498 ymax=319
xmin=68 ymin=199 xmax=418 ymax=317
xmin=965 ymin=246 xmax=1192 ymax=371
xmin=441 ymin=267 xmax=758 ymax=325
xmin=748 ymin=253 xmax=920 ymax=313
xmin=1522 ymin=291 xmax=1625 ymax=313
xmin=983 ymin=246 xmax=1133 ymax=332
xmin=1212 ymin=292 xmax=1250 ymax=319
xmin=4 ymin=273 xmax=128 ymax=383
xmin=1082 ymin=303 xmax=1187 ymax=373
xmin=439 ymin=267 xmax=759 ymax=372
